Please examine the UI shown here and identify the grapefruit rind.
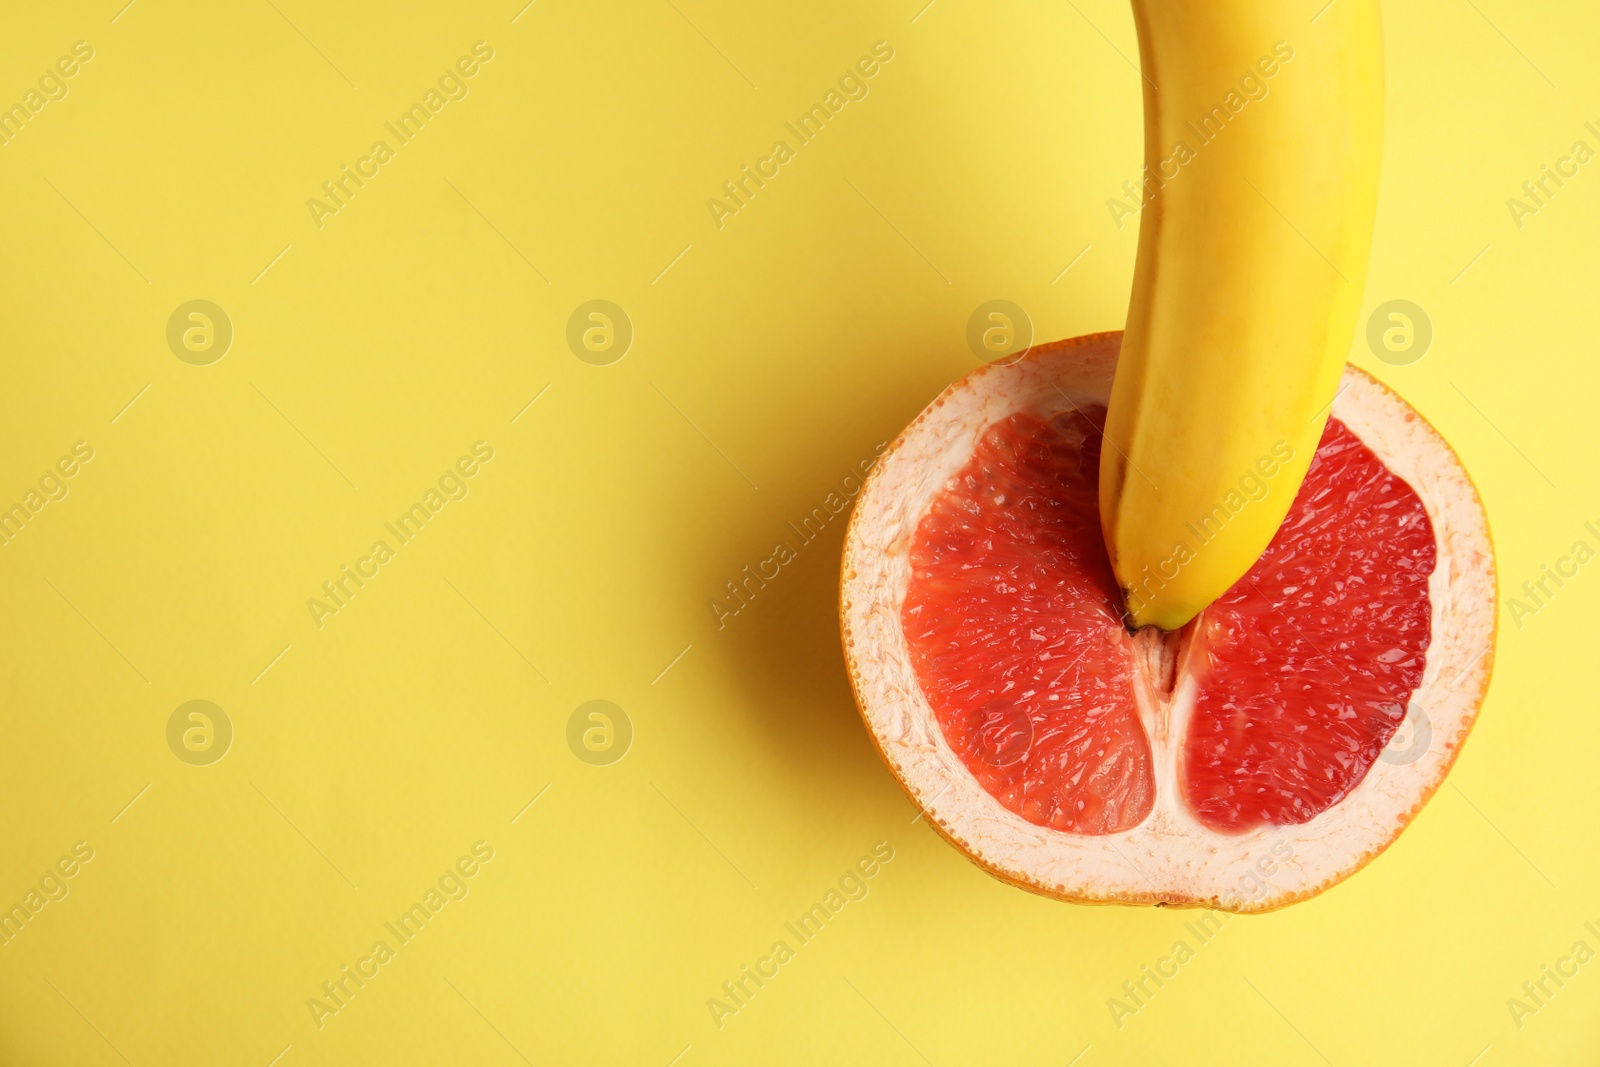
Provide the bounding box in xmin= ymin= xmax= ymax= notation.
xmin=839 ymin=333 xmax=1495 ymax=912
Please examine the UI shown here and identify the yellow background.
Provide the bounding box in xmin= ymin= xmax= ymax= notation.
xmin=0 ymin=0 xmax=1595 ymax=1063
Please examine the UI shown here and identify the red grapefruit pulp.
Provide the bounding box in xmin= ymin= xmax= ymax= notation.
xmin=900 ymin=407 xmax=1435 ymax=838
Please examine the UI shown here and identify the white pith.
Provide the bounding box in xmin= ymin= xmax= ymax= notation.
xmin=840 ymin=334 xmax=1496 ymax=912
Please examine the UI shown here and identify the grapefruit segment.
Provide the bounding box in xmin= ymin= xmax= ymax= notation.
xmin=840 ymin=334 xmax=1495 ymax=911
xmin=901 ymin=409 xmax=1153 ymax=835
xmin=1183 ymin=417 xmax=1438 ymax=833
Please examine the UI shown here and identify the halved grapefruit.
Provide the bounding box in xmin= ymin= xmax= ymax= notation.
xmin=840 ymin=334 xmax=1495 ymax=911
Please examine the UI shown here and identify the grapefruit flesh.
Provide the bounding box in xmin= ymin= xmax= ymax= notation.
xmin=1184 ymin=417 xmax=1436 ymax=833
xmin=901 ymin=408 xmax=1153 ymax=835
xmin=840 ymin=334 xmax=1495 ymax=910
xmin=901 ymin=407 xmax=1436 ymax=840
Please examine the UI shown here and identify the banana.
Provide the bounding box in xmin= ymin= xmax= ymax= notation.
xmin=1100 ymin=0 xmax=1385 ymax=631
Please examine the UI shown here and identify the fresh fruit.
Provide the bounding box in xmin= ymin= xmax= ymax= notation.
xmin=840 ymin=336 xmax=1493 ymax=910
xmin=1102 ymin=0 xmax=1386 ymax=630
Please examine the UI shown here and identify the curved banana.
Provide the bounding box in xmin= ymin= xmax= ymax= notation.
xmin=1100 ymin=0 xmax=1385 ymax=631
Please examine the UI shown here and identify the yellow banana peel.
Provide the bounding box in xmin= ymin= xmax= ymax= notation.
xmin=1101 ymin=0 xmax=1385 ymax=630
